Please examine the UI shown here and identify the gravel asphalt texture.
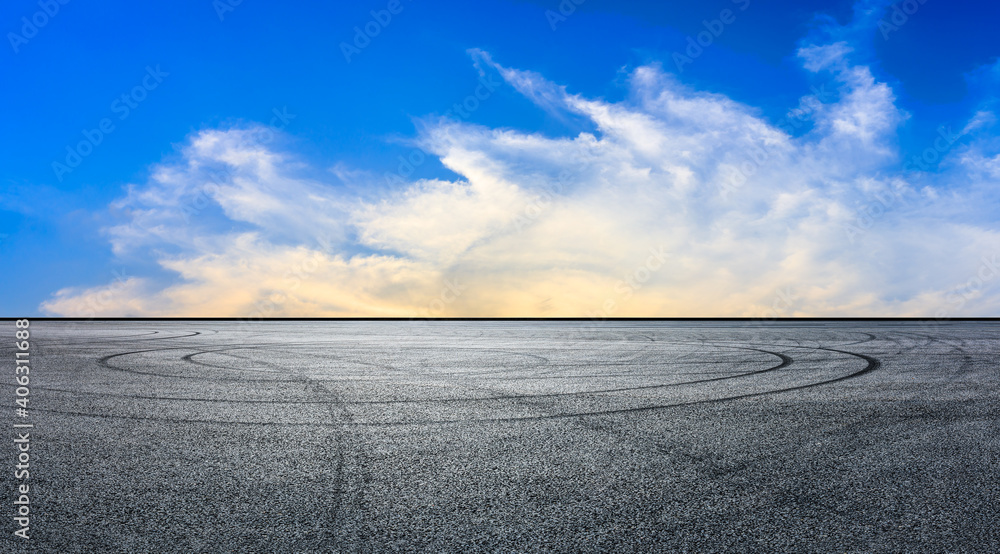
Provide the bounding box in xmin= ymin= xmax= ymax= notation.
xmin=2 ymin=320 xmax=998 ymax=552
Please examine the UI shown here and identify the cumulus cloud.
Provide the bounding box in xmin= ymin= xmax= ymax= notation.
xmin=41 ymin=35 xmax=1000 ymax=317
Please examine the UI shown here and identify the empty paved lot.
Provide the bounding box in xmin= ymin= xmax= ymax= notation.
xmin=3 ymin=321 xmax=999 ymax=552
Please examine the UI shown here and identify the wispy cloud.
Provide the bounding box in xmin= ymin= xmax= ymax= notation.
xmin=41 ymin=30 xmax=1000 ymax=317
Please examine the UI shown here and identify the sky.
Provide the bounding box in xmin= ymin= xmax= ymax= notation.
xmin=2 ymin=0 xmax=1000 ymax=317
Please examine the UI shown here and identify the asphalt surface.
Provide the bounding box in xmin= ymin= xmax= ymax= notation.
xmin=2 ymin=320 xmax=998 ymax=552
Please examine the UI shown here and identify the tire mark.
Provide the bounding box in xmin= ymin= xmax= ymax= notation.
xmin=33 ymin=346 xmax=877 ymax=426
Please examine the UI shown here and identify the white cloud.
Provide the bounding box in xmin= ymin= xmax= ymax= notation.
xmin=41 ymin=46 xmax=1000 ymax=317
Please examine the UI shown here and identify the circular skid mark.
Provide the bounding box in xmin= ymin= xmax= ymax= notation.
xmin=120 ymin=346 xmax=402 ymax=381
xmin=36 ymin=329 xmax=203 ymax=347
xmin=29 ymin=348 xmax=791 ymax=405
xmin=181 ymin=348 xmax=288 ymax=375
xmin=96 ymin=341 xmax=568 ymax=380
xmin=23 ymin=329 xmax=161 ymax=347
xmin=96 ymin=345 xmax=301 ymax=382
xmin=69 ymin=337 xmax=782 ymax=389
xmin=35 ymin=335 xmax=879 ymax=425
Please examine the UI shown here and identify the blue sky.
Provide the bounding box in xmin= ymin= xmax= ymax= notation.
xmin=2 ymin=0 xmax=1000 ymax=316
